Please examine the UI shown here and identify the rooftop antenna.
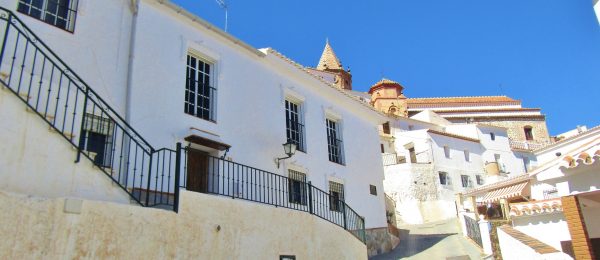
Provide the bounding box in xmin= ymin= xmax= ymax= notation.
xmin=215 ymin=0 xmax=228 ymax=32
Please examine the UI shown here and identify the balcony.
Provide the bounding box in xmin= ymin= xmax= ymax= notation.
xmin=509 ymin=140 xmax=550 ymax=151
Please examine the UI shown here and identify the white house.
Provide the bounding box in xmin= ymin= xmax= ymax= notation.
xmin=0 ymin=0 xmax=391 ymax=258
xmin=381 ymin=107 xmax=526 ymax=225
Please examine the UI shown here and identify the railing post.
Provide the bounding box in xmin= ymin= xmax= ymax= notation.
xmin=361 ymin=216 xmax=366 ymax=243
xmin=145 ymin=148 xmax=154 ymax=206
xmin=173 ymin=142 xmax=182 ymax=213
xmin=75 ymin=87 xmax=89 ymax=163
xmin=0 ymin=13 xmax=12 ymax=73
xmin=343 ymin=203 xmax=348 ymax=230
xmin=308 ymin=181 xmax=313 ymax=215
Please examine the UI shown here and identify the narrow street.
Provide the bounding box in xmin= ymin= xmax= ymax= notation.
xmin=371 ymin=219 xmax=485 ymax=260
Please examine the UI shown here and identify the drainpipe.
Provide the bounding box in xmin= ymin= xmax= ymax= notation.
xmin=125 ymin=0 xmax=140 ymax=123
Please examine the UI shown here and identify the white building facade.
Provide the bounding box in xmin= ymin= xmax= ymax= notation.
xmin=0 ymin=0 xmax=391 ymax=257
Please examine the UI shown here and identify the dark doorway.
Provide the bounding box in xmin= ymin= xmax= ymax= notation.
xmin=187 ymin=148 xmax=209 ymax=193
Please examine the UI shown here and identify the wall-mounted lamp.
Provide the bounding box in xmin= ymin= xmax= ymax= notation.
xmin=276 ymin=141 xmax=297 ymax=168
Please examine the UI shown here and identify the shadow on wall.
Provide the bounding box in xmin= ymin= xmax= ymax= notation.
xmin=369 ymin=230 xmax=457 ymax=260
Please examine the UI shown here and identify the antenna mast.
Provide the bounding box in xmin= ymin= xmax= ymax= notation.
xmin=215 ymin=0 xmax=228 ymax=32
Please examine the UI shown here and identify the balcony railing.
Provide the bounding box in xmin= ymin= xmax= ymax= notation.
xmin=382 ymin=152 xmax=405 ymax=166
xmin=180 ymin=147 xmax=366 ymax=243
xmin=509 ymin=140 xmax=550 ymax=151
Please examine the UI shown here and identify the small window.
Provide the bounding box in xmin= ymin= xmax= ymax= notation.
xmin=326 ymin=119 xmax=344 ymax=164
xmin=185 ymin=54 xmax=216 ymax=121
xmin=288 ymin=170 xmax=307 ymax=205
xmin=382 ymin=122 xmax=391 ymax=134
xmin=17 ymin=0 xmax=79 ymax=32
xmin=464 ymin=150 xmax=470 ymax=162
xmin=490 ymin=132 xmax=496 ymax=141
xmin=444 ymin=146 xmax=450 ymax=158
xmin=285 ymin=99 xmax=305 ymax=152
xmin=370 ymin=185 xmax=377 ymax=195
xmin=524 ymin=126 xmax=534 ymax=141
xmin=79 ymin=113 xmax=115 ymax=167
xmin=380 ymin=143 xmax=385 ymax=153
xmin=408 ymin=147 xmax=417 ymax=163
xmin=329 ymin=181 xmax=344 ymax=212
xmin=280 ymin=256 xmax=296 ymax=260
xmin=439 ymin=172 xmax=449 ymax=185
xmin=461 ymin=175 xmax=472 ymax=188
xmin=476 ymin=175 xmax=484 ymax=185
xmin=408 ymin=125 xmax=414 ymax=131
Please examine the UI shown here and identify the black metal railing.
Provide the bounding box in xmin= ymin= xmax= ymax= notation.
xmin=0 ymin=7 xmax=179 ymax=211
xmin=464 ymin=215 xmax=483 ymax=247
xmin=181 ymin=147 xmax=366 ymax=243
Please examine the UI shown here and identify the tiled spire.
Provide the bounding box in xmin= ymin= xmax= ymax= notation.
xmin=316 ymin=39 xmax=343 ymax=70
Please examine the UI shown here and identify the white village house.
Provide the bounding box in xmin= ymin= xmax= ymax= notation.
xmin=0 ymin=0 xmax=394 ymax=258
xmin=459 ymin=126 xmax=600 ymax=259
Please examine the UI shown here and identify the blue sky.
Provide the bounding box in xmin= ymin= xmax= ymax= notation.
xmin=173 ymin=0 xmax=600 ymax=135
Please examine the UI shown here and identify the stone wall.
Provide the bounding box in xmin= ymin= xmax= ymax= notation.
xmin=365 ymin=227 xmax=399 ymax=257
xmin=0 ymin=190 xmax=367 ymax=259
xmin=455 ymin=118 xmax=551 ymax=144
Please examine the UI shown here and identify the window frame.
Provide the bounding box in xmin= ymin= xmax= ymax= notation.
xmin=524 ymin=126 xmax=534 ymax=141
xmin=326 ymin=118 xmax=345 ymax=165
xmin=382 ymin=122 xmax=391 ymax=134
xmin=476 ymin=175 xmax=484 ymax=185
xmin=439 ymin=171 xmax=449 ymax=185
xmin=17 ymin=0 xmax=79 ymax=32
xmin=461 ymin=175 xmax=472 ymax=188
xmin=287 ymin=170 xmax=308 ymax=205
xmin=369 ymin=184 xmax=377 ymax=196
xmin=184 ymin=53 xmax=216 ymax=122
xmin=329 ymin=181 xmax=345 ymax=212
xmin=285 ymin=99 xmax=306 ymax=152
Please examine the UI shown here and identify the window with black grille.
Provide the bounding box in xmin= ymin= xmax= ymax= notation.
xmin=329 ymin=181 xmax=344 ymax=212
xmin=185 ymin=54 xmax=215 ymax=121
xmin=369 ymin=185 xmax=377 ymax=196
xmin=17 ymin=0 xmax=78 ymax=32
xmin=326 ymin=119 xmax=344 ymax=164
xmin=285 ymin=100 xmax=305 ymax=152
xmin=79 ymin=113 xmax=114 ymax=167
xmin=288 ymin=170 xmax=307 ymax=205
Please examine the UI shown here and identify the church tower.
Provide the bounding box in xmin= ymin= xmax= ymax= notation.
xmin=368 ymin=78 xmax=408 ymax=117
xmin=313 ymin=40 xmax=353 ymax=90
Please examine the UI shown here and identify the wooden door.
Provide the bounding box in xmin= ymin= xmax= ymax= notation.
xmin=187 ymin=148 xmax=209 ymax=193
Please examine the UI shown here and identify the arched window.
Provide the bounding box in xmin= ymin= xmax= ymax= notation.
xmin=524 ymin=126 xmax=534 ymax=141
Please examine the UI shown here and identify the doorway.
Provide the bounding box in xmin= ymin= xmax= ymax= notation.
xmin=186 ymin=148 xmax=209 ymax=193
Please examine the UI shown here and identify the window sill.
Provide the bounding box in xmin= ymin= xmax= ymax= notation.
xmin=184 ymin=112 xmax=217 ymax=124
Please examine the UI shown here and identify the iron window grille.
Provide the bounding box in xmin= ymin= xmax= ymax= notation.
xmin=17 ymin=0 xmax=78 ymax=32
xmin=288 ymin=170 xmax=307 ymax=205
xmin=185 ymin=54 xmax=216 ymax=122
xmin=326 ymin=119 xmax=344 ymax=165
xmin=285 ymin=100 xmax=305 ymax=152
xmin=461 ymin=175 xmax=472 ymax=188
xmin=329 ymin=181 xmax=344 ymax=212
xmin=78 ymin=113 xmax=115 ymax=168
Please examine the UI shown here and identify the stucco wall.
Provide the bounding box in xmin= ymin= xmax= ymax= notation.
xmin=126 ymin=0 xmax=387 ymax=228
xmin=497 ymin=227 xmax=571 ymax=260
xmin=0 ymin=190 xmax=367 ymax=259
xmin=0 ymin=86 xmax=130 ymax=204
xmin=512 ymin=213 xmax=571 ymax=251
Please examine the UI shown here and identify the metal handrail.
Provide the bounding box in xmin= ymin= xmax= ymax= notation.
xmin=180 ymin=147 xmax=366 ymax=243
xmin=0 ymin=7 xmax=178 ymax=211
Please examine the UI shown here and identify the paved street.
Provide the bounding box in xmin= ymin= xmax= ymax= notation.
xmin=371 ymin=218 xmax=485 ymax=260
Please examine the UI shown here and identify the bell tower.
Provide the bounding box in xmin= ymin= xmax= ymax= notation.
xmin=368 ymin=78 xmax=408 ymax=117
xmin=315 ymin=40 xmax=353 ymax=90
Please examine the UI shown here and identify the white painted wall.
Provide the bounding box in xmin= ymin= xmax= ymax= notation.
xmin=126 ymin=0 xmax=387 ymax=228
xmin=582 ymin=206 xmax=600 ymax=238
xmin=512 ymin=213 xmax=571 ymax=251
xmin=0 ymin=0 xmax=133 ymax=114
xmin=0 ymin=86 xmax=130 ymax=204
xmin=498 ymin=227 xmax=572 ymax=260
